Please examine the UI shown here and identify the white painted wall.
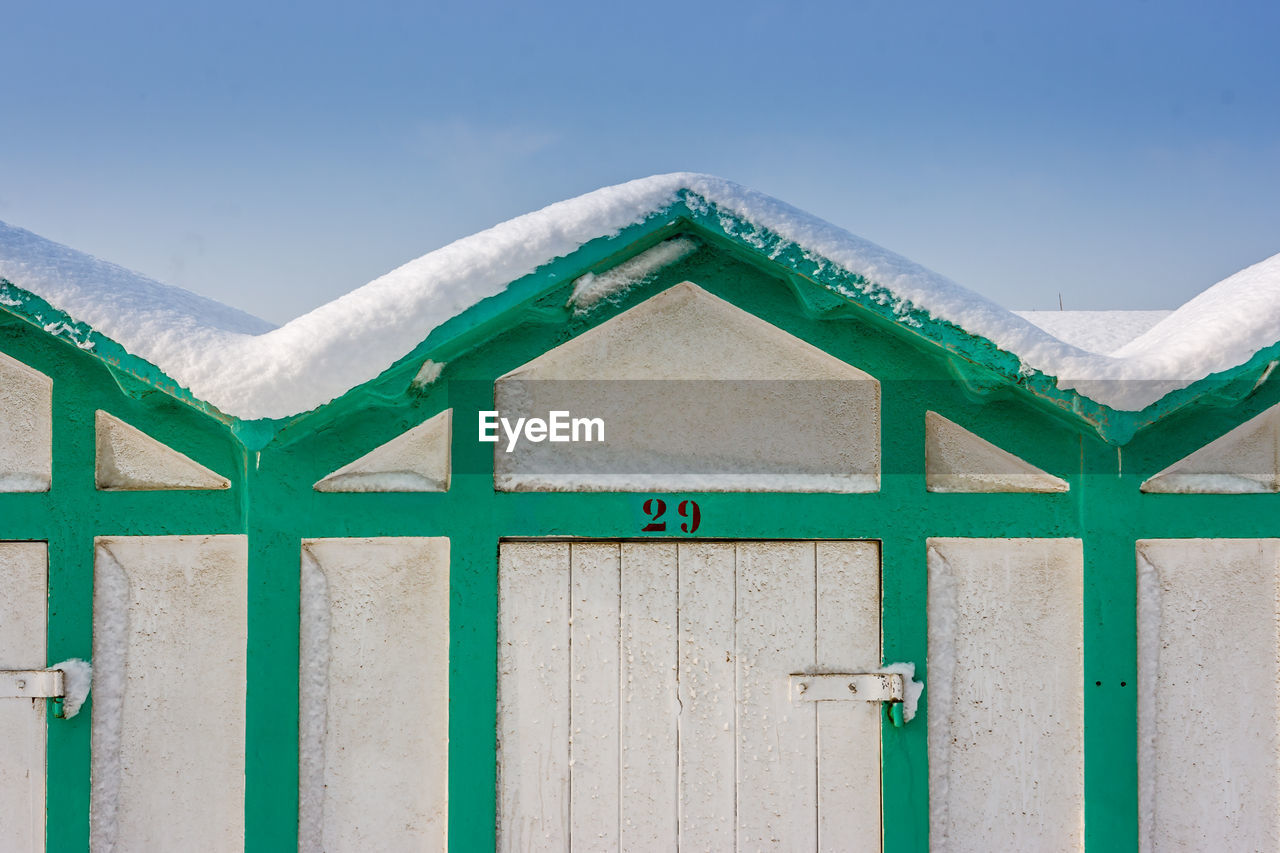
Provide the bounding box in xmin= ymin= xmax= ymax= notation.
xmin=0 ymin=351 xmax=52 ymax=492
xmin=927 ymin=538 xmax=1084 ymax=852
xmin=0 ymin=542 xmax=48 ymax=852
xmin=494 ymin=283 xmax=881 ymax=493
xmin=1137 ymin=539 xmax=1280 ymax=851
xmin=90 ymin=536 xmax=247 ymax=853
xmin=299 ymin=537 xmax=450 ymax=852
xmin=497 ymin=540 xmax=881 ymax=852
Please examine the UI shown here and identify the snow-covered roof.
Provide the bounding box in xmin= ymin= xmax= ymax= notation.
xmin=1013 ymin=311 xmax=1172 ymax=356
xmin=1 ymin=173 xmax=1278 ymax=422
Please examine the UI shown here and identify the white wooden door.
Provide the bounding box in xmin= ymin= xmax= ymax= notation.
xmin=0 ymin=542 xmax=49 ymax=853
xmin=497 ymin=540 xmax=882 ymax=852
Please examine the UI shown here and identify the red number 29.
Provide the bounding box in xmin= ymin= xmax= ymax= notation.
xmin=640 ymin=498 xmax=700 ymax=534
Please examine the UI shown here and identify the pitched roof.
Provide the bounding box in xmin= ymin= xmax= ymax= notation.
xmin=1 ymin=173 xmax=1278 ymax=431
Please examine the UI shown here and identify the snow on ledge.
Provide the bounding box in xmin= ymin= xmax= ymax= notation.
xmin=2 ymin=173 xmax=1279 ymax=420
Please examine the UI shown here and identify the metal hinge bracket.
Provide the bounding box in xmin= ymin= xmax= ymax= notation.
xmin=0 ymin=670 xmax=65 ymax=699
xmin=790 ymin=672 xmax=904 ymax=704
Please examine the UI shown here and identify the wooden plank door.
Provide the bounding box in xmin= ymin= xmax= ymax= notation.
xmin=497 ymin=540 xmax=881 ymax=852
xmin=0 ymin=542 xmax=49 ymax=853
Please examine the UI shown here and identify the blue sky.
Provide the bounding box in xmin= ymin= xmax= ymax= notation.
xmin=3 ymin=0 xmax=1278 ymax=324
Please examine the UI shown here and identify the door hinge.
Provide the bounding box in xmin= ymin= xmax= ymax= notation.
xmin=0 ymin=669 xmax=65 ymax=699
xmin=790 ymin=672 xmax=904 ymax=704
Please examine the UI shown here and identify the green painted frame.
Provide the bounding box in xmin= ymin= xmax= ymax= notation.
xmin=0 ymin=311 xmax=245 ymax=851
xmin=3 ymin=193 xmax=1280 ymax=852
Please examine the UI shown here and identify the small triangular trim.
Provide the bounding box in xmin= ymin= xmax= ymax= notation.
xmin=95 ymin=410 xmax=230 ymax=491
xmin=314 ymin=409 xmax=451 ymax=493
xmin=1142 ymin=404 xmax=1280 ymax=493
xmin=926 ymin=411 xmax=1068 ymax=493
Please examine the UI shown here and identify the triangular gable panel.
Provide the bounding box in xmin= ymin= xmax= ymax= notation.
xmin=494 ymin=282 xmax=880 ymax=492
xmin=314 ymin=409 xmax=451 ymax=493
xmin=1142 ymin=404 xmax=1280 ymax=494
xmin=926 ymin=411 xmax=1068 ymax=493
xmin=0 ymin=350 xmax=52 ymax=492
xmin=95 ymin=410 xmax=230 ymax=491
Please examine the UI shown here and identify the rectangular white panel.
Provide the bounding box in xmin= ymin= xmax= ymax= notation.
xmin=1137 ymin=539 xmax=1280 ymax=851
xmin=299 ymin=537 xmax=450 ymax=852
xmin=90 ymin=536 xmax=247 ymax=853
xmin=0 ymin=542 xmax=48 ymax=852
xmin=926 ymin=538 xmax=1084 ymax=852
xmin=0 ymin=352 xmax=52 ymax=492
xmin=498 ymin=541 xmax=571 ymax=852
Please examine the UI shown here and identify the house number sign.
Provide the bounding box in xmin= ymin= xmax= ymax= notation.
xmin=640 ymin=498 xmax=700 ymax=533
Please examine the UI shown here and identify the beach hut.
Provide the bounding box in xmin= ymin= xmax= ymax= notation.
xmin=1 ymin=173 xmax=1278 ymax=851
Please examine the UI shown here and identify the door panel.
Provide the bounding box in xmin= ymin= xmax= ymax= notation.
xmin=926 ymin=538 xmax=1084 ymax=852
xmin=90 ymin=536 xmax=248 ymax=853
xmin=816 ymin=541 xmax=883 ymax=848
xmin=299 ymin=537 xmax=450 ymax=852
xmin=1137 ymin=539 xmax=1280 ymax=850
xmin=0 ymin=542 xmax=48 ymax=853
xmin=735 ymin=542 xmax=818 ymax=849
xmin=569 ymin=543 xmax=621 ymax=848
xmin=497 ymin=542 xmax=571 ymax=851
xmin=676 ymin=543 xmax=736 ymax=852
xmin=620 ymin=543 xmax=679 ymax=850
xmin=498 ymin=540 xmax=882 ymax=852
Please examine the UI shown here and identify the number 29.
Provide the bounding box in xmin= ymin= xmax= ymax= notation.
xmin=641 ymin=498 xmax=700 ymax=534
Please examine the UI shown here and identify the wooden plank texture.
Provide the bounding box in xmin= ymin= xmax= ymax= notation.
xmin=569 ymin=543 xmax=621 ymax=851
xmin=735 ymin=542 xmax=818 ymax=850
xmin=816 ymin=541 xmax=882 ymax=851
xmin=498 ymin=540 xmax=883 ymax=853
xmin=0 ymin=542 xmax=48 ymax=853
xmin=498 ymin=541 xmax=571 ymax=852
xmin=620 ymin=542 xmax=679 ymax=851
xmin=677 ymin=542 xmax=738 ymax=852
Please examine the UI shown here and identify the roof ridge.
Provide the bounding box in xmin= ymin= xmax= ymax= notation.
xmin=1 ymin=174 xmax=1277 ymax=423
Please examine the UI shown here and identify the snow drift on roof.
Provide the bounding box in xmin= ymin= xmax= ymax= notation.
xmin=0 ymin=173 xmax=1278 ymax=420
xmin=0 ymin=222 xmax=274 ymax=337
xmin=1014 ymin=310 xmax=1172 ymax=355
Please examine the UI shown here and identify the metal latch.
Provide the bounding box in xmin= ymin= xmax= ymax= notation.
xmin=0 ymin=670 xmax=65 ymax=700
xmin=790 ymin=672 xmax=904 ymax=703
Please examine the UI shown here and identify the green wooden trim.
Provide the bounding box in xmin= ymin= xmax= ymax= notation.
xmin=881 ymin=534 xmax=929 ymax=853
xmin=1080 ymin=445 xmax=1140 ymax=852
xmin=879 ymin=374 xmax=930 ymax=852
xmin=243 ymin=464 xmax=301 ymax=853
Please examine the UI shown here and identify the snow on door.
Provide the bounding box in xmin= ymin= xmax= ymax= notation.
xmin=497 ymin=540 xmax=881 ymax=852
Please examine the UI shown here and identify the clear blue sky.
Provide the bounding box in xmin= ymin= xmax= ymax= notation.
xmin=3 ymin=0 xmax=1278 ymax=324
